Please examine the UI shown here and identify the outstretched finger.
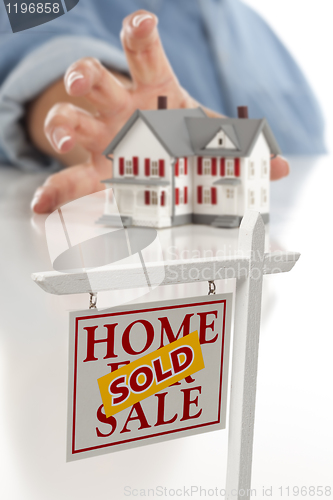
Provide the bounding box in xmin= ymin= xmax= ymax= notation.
xmin=31 ymin=154 xmax=111 ymax=214
xmin=270 ymin=156 xmax=290 ymax=180
xmin=64 ymin=58 xmax=129 ymax=116
xmin=44 ymin=102 xmax=112 ymax=154
xmin=121 ymin=10 xmax=178 ymax=90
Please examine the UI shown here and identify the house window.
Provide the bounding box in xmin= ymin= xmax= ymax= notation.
xmin=216 ymin=131 xmax=225 ymax=147
xmin=125 ymin=159 xmax=133 ymax=176
xmin=226 ymin=160 xmax=234 ymax=176
xmin=249 ymin=161 xmax=255 ymax=178
xmin=248 ymin=189 xmax=255 ymax=207
xmin=203 ymin=159 xmax=211 ymax=175
xmin=151 ymin=161 xmax=158 ymax=176
xmin=179 ymin=189 xmax=184 ymax=204
xmin=179 ymin=158 xmax=184 ymax=175
xmin=262 ymin=159 xmax=268 ymax=177
xmin=203 ymin=187 xmax=211 ymax=204
xmin=261 ymin=188 xmax=267 ymax=205
xmin=151 ymin=191 xmax=158 ymax=205
xmin=226 ymin=188 xmax=234 ymax=199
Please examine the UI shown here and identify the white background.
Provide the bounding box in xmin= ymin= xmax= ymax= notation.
xmin=0 ymin=3 xmax=333 ymax=499
xmin=243 ymin=0 xmax=333 ymax=150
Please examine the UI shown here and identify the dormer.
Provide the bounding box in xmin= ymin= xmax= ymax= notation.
xmin=204 ymin=127 xmax=238 ymax=150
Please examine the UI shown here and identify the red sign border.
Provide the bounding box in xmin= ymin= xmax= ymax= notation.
xmin=71 ymin=299 xmax=227 ymax=455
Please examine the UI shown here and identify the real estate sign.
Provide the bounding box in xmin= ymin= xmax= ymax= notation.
xmin=67 ymin=294 xmax=232 ymax=461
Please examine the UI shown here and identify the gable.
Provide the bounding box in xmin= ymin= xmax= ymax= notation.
xmin=248 ymin=131 xmax=270 ymax=159
xmin=204 ymin=127 xmax=237 ymax=150
xmin=104 ymin=108 xmax=206 ymax=159
xmin=186 ymin=117 xmax=281 ymax=158
xmin=104 ymin=110 xmax=281 ymax=161
xmin=113 ymin=116 xmax=169 ymax=159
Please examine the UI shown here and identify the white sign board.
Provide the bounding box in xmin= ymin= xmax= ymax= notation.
xmin=67 ymin=294 xmax=232 ymax=461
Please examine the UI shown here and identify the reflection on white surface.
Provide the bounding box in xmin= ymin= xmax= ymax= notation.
xmin=0 ymin=157 xmax=332 ymax=499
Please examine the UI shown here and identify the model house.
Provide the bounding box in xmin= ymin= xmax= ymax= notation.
xmin=99 ymin=98 xmax=281 ymax=228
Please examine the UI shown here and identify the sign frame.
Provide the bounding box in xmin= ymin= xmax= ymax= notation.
xmin=33 ymin=211 xmax=300 ymax=500
xmin=67 ymin=293 xmax=232 ymax=461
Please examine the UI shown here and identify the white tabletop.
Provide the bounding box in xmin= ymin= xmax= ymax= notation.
xmin=0 ymin=157 xmax=332 ymax=499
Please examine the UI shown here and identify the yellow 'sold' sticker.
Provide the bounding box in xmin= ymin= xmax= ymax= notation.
xmin=98 ymin=330 xmax=205 ymax=417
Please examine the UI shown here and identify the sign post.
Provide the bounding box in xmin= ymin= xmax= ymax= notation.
xmin=32 ymin=210 xmax=300 ymax=499
xmin=226 ymin=211 xmax=265 ymax=500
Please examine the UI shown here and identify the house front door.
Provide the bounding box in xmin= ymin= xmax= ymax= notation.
xmin=223 ymin=186 xmax=237 ymax=215
xmin=120 ymin=189 xmax=134 ymax=214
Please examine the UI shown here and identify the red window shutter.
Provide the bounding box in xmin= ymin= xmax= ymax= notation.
xmin=159 ymin=159 xmax=165 ymax=177
xmin=144 ymin=158 xmax=150 ymax=177
xmin=175 ymin=160 xmax=179 ymax=176
xmin=144 ymin=190 xmax=150 ymax=205
xmin=211 ymin=187 xmax=217 ymax=205
xmin=220 ymin=158 xmax=225 ymax=176
xmin=133 ymin=156 xmax=139 ymax=175
xmin=184 ymin=186 xmax=188 ymax=204
xmin=197 ymin=186 xmax=202 ymax=204
xmin=197 ymin=157 xmax=202 ymax=175
xmin=235 ymin=158 xmax=240 ymax=177
xmin=160 ymin=191 xmax=165 ymax=206
xmin=119 ymin=157 xmax=124 ymax=176
xmin=175 ymin=188 xmax=179 ymax=205
xmin=212 ymin=158 xmax=217 ymax=176
xmin=184 ymin=157 xmax=188 ymax=175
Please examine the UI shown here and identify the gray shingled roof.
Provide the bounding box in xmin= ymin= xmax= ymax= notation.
xmin=103 ymin=108 xmax=281 ymax=159
xmin=103 ymin=108 xmax=207 ymax=158
xmin=185 ymin=117 xmax=281 ymax=157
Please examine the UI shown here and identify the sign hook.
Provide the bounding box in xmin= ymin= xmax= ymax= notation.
xmin=89 ymin=293 xmax=97 ymax=309
xmin=208 ymin=281 xmax=216 ymax=295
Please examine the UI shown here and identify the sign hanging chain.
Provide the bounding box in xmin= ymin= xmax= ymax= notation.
xmin=208 ymin=281 xmax=216 ymax=295
xmin=89 ymin=293 xmax=97 ymax=309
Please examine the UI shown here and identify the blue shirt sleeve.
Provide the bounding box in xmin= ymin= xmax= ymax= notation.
xmin=0 ymin=0 xmax=326 ymax=170
xmin=196 ymin=0 xmax=326 ymax=154
xmin=0 ymin=0 xmax=129 ymax=170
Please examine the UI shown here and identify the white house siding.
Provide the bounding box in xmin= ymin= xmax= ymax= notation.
xmin=235 ymin=158 xmax=245 ymax=217
xmin=243 ymin=133 xmax=270 ymax=215
xmin=193 ymin=156 xmax=238 ymax=217
xmin=104 ymin=122 xmax=271 ymax=227
xmin=110 ymin=118 xmax=173 ymax=227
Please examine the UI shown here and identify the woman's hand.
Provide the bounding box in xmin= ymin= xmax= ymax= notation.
xmin=30 ymin=10 xmax=289 ymax=213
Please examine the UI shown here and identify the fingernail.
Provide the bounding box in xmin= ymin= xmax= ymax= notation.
xmin=52 ymin=127 xmax=71 ymax=151
xmin=132 ymin=14 xmax=154 ymax=27
xmin=66 ymin=71 xmax=84 ymax=89
xmin=30 ymin=188 xmax=43 ymax=211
